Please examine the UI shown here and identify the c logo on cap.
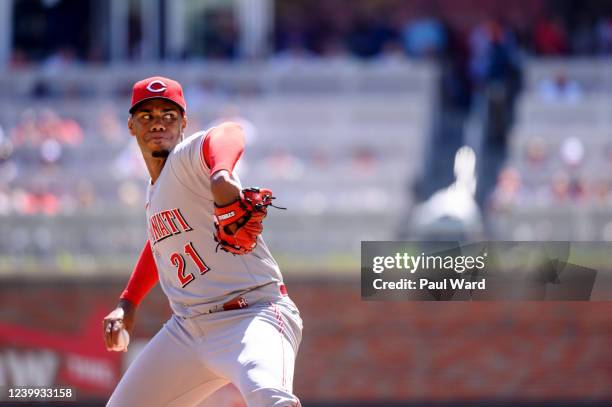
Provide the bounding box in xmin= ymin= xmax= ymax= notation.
xmin=146 ymin=80 xmax=167 ymax=93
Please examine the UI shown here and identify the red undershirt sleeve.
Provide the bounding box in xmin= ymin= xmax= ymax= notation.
xmin=201 ymin=123 xmax=245 ymax=175
xmin=120 ymin=240 xmax=159 ymax=306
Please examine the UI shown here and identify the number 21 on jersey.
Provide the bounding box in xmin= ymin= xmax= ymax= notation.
xmin=170 ymin=242 xmax=210 ymax=287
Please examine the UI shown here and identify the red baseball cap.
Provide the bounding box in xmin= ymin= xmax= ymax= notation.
xmin=129 ymin=76 xmax=187 ymax=114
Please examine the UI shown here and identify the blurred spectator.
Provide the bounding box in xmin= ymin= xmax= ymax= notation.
xmin=319 ymin=38 xmax=351 ymax=61
xmin=533 ymin=14 xmax=568 ymax=55
xmin=524 ymin=136 xmax=548 ymax=167
xmin=537 ymin=71 xmax=583 ymax=103
xmin=411 ymin=146 xmax=482 ymax=239
xmin=346 ymin=13 xmax=396 ymax=58
xmin=550 ymin=171 xmax=586 ymax=202
xmin=374 ymin=40 xmax=409 ymax=66
xmin=201 ymin=9 xmax=238 ymax=59
xmin=128 ymin=10 xmax=142 ymax=59
xmin=570 ymin=14 xmax=596 ymax=55
xmin=551 ymin=172 xmax=570 ymax=201
xmin=274 ymin=3 xmax=317 ymax=56
xmin=9 ymin=48 xmax=30 ymax=69
xmin=596 ymin=17 xmax=612 ymax=54
xmin=560 ymin=136 xmax=585 ymax=168
xmin=21 ymin=186 xmax=61 ymax=216
xmin=469 ymin=16 xmax=522 ymax=210
xmin=38 ymin=109 xmax=83 ymax=146
xmin=39 ymin=138 xmax=63 ymax=165
xmin=10 ymin=108 xmax=83 ymax=148
xmin=10 ymin=109 xmax=40 ymax=147
xmin=42 ymin=46 xmax=79 ymax=75
xmin=569 ymin=177 xmax=587 ymax=201
xmin=86 ymin=45 xmax=105 ymax=64
xmin=351 ymin=146 xmax=377 ymax=176
xmin=272 ymin=37 xmax=315 ymax=65
xmin=310 ymin=147 xmax=331 ymax=170
xmin=75 ymin=179 xmax=95 ymax=209
xmin=10 ymin=0 xmax=612 ymax=65
xmin=489 ymin=167 xmax=522 ymax=211
xmin=401 ymin=9 xmax=447 ymax=58
xmin=469 ymin=18 xmax=520 ymax=86
xmin=272 ymin=1 xmax=612 ymax=61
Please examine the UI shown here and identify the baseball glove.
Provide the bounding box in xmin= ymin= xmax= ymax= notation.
xmin=214 ymin=187 xmax=283 ymax=255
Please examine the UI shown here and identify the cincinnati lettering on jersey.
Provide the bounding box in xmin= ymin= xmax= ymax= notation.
xmin=149 ymin=208 xmax=193 ymax=245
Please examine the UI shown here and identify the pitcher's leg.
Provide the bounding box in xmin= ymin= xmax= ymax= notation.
xmin=203 ymin=302 xmax=302 ymax=407
xmin=107 ymin=317 xmax=228 ymax=407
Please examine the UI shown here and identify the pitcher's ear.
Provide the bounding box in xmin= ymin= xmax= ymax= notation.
xmin=128 ymin=116 xmax=135 ymax=136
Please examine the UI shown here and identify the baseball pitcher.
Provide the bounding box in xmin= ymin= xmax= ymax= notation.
xmin=102 ymin=76 xmax=303 ymax=407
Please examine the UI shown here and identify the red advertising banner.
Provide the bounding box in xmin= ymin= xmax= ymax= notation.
xmin=0 ymin=306 xmax=122 ymax=397
xmin=0 ymin=280 xmax=248 ymax=405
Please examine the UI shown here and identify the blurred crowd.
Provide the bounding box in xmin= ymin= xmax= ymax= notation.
xmin=5 ymin=0 xmax=612 ymax=243
xmin=8 ymin=1 xmax=607 ymax=113
xmin=274 ymin=1 xmax=612 ymax=60
xmin=490 ymin=136 xmax=612 ymax=211
xmin=9 ymin=1 xmax=612 ymax=66
xmin=0 ymin=103 xmax=395 ymax=218
xmin=0 ymin=106 xmax=144 ymax=217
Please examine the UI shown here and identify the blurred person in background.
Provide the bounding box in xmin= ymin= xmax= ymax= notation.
xmin=42 ymin=46 xmax=79 ymax=75
xmin=201 ymin=8 xmax=239 ymax=60
xmin=346 ymin=8 xmax=396 ymax=59
xmin=401 ymin=4 xmax=447 ymax=58
xmin=597 ymin=16 xmax=612 ymax=54
xmin=489 ymin=167 xmax=523 ymax=212
xmin=570 ymin=13 xmax=596 ymax=55
xmin=468 ymin=16 xmax=522 ymax=207
xmin=533 ymin=13 xmax=568 ymax=55
xmin=411 ymin=146 xmax=482 ymax=240
xmin=537 ymin=70 xmax=583 ymax=103
xmin=10 ymin=109 xmax=40 ymax=148
xmin=10 ymin=108 xmax=83 ymax=148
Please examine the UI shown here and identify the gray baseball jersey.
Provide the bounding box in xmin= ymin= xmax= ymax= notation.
xmin=145 ymin=130 xmax=284 ymax=318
